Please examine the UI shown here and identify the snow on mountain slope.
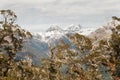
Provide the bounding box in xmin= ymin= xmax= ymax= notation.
xmin=88 ymin=21 xmax=118 ymax=41
xmin=33 ymin=24 xmax=95 ymax=42
xmin=66 ymin=24 xmax=82 ymax=31
xmin=33 ymin=31 xmax=64 ymax=42
xmin=65 ymin=24 xmax=96 ymax=35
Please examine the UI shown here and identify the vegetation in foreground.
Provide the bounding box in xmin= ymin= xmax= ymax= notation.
xmin=0 ymin=10 xmax=120 ymax=80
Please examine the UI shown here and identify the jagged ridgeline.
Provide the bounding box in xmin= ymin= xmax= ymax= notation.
xmin=0 ymin=10 xmax=120 ymax=80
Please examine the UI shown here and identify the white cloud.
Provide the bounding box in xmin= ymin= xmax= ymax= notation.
xmin=0 ymin=0 xmax=120 ymax=32
xmin=1 ymin=0 xmax=120 ymax=16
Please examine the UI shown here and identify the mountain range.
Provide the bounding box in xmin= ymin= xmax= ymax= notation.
xmin=16 ymin=22 xmax=116 ymax=65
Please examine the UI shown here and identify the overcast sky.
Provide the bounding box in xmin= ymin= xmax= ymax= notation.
xmin=0 ymin=0 xmax=120 ymax=32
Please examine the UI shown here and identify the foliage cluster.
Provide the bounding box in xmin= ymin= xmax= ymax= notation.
xmin=0 ymin=10 xmax=120 ymax=80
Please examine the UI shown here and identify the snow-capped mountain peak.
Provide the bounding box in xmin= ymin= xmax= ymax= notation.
xmin=46 ymin=24 xmax=63 ymax=32
xmin=67 ymin=24 xmax=82 ymax=31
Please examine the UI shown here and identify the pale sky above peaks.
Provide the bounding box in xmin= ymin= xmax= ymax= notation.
xmin=0 ymin=0 xmax=120 ymax=32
